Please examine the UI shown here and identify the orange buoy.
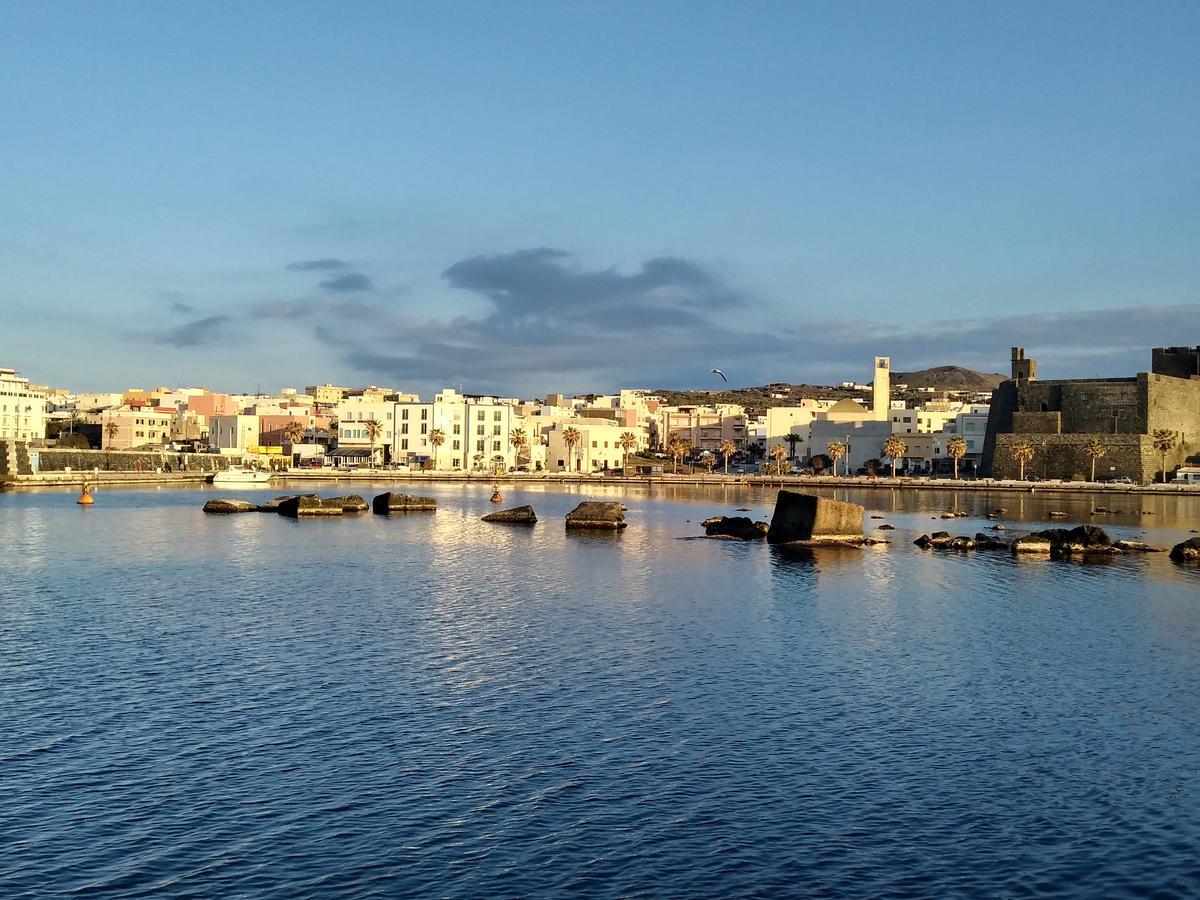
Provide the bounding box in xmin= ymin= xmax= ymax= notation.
xmin=490 ymin=489 xmax=503 ymax=503
xmin=77 ymin=484 xmax=95 ymax=505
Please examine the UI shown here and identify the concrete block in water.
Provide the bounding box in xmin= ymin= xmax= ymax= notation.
xmin=766 ymin=491 xmax=864 ymax=545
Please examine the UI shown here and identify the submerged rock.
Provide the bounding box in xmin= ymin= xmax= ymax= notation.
xmin=482 ymin=505 xmax=538 ymax=525
xmin=203 ymin=498 xmax=257 ymax=514
xmin=767 ymin=491 xmax=864 ymax=545
xmin=878 ymin=523 xmax=895 ymax=530
xmin=372 ymin=492 xmax=437 ymax=514
xmin=1113 ymin=540 xmax=1164 ymax=553
xmin=703 ymin=516 xmax=768 ymax=540
xmin=256 ymin=494 xmax=319 ymax=512
xmin=1169 ymin=537 xmax=1200 ymax=562
xmin=278 ymin=495 xmax=343 ymax=517
xmin=565 ymin=501 xmax=626 ymax=530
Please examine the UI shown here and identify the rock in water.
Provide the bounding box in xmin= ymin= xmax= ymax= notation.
xmin=565 ymin=501 xmax=627 ymax=530
xmin=878 ymin=523 xmax=895 ymax=530
xmin=324 ymin=494 xmax=369 ymax=512
xmin=703 ymin=516 xmax=769 ymax=540
xmin=256 ymin=494 xmax=319 ymax=512
xmin=482 ymin=505 xmax=538 ymax=525
xmin=278 ymin=495 xmax=343 ymax=517
xmin=1113 ymin=540 xmax=1164 ymax=553
xmin=767 ymin=491 xmax=864 ymax=545
xmin=372 ymin=492 xmax=437 ymax=514
xmin=1012 ymin=525 xmax=1119 ymax=557
xmin=1169 ymin=537 xmax=1200 ymax=562
xmin=203 ymin=498 xmax=258 ymax=514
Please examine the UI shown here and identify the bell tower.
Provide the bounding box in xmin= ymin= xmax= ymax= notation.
xmin=873 ymin=356 xmax=890 ymax=421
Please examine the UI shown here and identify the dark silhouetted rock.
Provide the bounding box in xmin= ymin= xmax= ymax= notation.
xmin=565 ymin=501 xmax=626 ymax=530
xmin=703 ymin=516 xmax=768 ymax=540
xmin=256 ymin=494 xmax=319 ymax=512
xmin=767 ymin=491 xmax=864 ymax=545
xmin=973 ymin=533 xmax=1009 ymax=550
xmin=372 ymin=492 xmax=437 ymax=514
xmin=278 ymin=495 xmax=343 ymax=517
xmin=1169 ymin=537 xmax=1200 ymax=562
xmin=203 ymin=498 xmax=257 ymax=514
xmin=325 ymin=494 xmax=368 ymax=512
xmin=878 ymin=523 xmax=895 ymax=530
xmin=1013 ymin=525 xmax=1119 ymax=557
xmin=482 ymin=505 xmax=537 ymax=525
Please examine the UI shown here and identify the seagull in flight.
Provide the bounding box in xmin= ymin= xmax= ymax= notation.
xmin=711 ymin=368 xmax=728 ymax=383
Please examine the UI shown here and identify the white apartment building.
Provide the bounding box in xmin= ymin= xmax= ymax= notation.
xmin=547 ymin=420 xmax=645 ymax=473
xmin=0 ymin=367 xmax=47 ymax=443
xmin=208 ymin=415 xmax=261 ymax=455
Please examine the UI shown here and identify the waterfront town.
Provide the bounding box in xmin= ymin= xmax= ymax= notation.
xmin=3 ymin=345 xmax=1199 ymax=486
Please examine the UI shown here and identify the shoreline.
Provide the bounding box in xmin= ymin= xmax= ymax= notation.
xmin=6 ymin=469 xmax=1200 ymax=497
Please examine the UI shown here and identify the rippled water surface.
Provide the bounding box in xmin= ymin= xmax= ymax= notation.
xmin=3 ymin=482 xmax=1200 ymax=898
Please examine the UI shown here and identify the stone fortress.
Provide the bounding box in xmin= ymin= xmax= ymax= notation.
xmin=981 ymin=346 xmax=1200 ymax=482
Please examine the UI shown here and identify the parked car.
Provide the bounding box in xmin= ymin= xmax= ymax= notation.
xmin=1103 ymin=475 xmax=1134 ymax=485
xmin=1024 ymin=474 xmax=1042 ymax=482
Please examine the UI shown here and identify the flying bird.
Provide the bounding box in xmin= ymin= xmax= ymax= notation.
xmin=711 ymin=368 xmax=728 ymax=383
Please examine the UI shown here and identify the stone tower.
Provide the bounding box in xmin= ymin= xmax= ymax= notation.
xmin=873 ymin=356 xmax=890 ymax=421
xmin=1011 ymin=347 xmax=1037 ymax=382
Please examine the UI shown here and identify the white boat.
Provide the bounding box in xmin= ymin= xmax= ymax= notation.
xmin=212 ymin=466 xmax=273 ymax=485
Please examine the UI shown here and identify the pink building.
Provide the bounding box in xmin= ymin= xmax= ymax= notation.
xmin=258 ymin=414 xmax=331 ymax=447
xmin=101 ymin=407 xmax=175 ymax=449
xmin=188 ymin=393 xmax=237 ymax=419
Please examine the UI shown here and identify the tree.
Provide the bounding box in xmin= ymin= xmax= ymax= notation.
xmin=1010 ymin=440 xmax=1035 ymax=480
xmin=363 ymin=419 xmax=383 ymax=467
xmin=882 ymin=435 xmax=907 ymax=478
xmin=701 ymin=454 xmax=716 ymax=474
xmin=769 ymin=443 xmax=788 ymax=476
xmin=561 ymin=426 xmax=582 ymax=472
xmin=1083 ymin=437 xmax=1107 ymax=482
xmin=66 ymin=409 xmax=83 ymax=436
xmin=666 ymin=436 xmax=691 ymax=473
xmin=429 ymin=428 xmax=445 ymax=470
xmin=863 ymin=458 xmax=882 ymax=476
xmin=1152 ymin=429 xmax=1176 ymax=483
xmin=282 ymin=421 xmax=307 ymax=466
xmin=618 ymin=431 xmax=638 ymax=476
xmin=946 ymin=435 xmax=967 ymax=480
xmin=509 ymin=428 xmax=529 ymax=467
xmin=719 ymin=439 xmax=737 ymax=475
xmin=103 ymin=420 xmax=120 ymax=448
xmin=785 ymin=432 xmax=800 ymax=461
xmin=809 ymin=453 xmax=830 ymax=475
xmin=826 ymin=441 xmax=846 ymax=476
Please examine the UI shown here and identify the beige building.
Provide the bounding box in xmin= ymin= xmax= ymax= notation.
xmin=208 ymin=415 xmax=261 ymax=455
xmin=547 ymin=420 xmax=645 ymax=473
xmin=660 ymin=404 xmax=747 ymax=453
xmin=101 ymin=406 xmax=175 ymax=449
xmin=0 ymin=367 xmax=47 ymax=443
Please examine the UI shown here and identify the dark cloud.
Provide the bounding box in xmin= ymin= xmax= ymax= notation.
xmin=149 ymin=315 xmax=231 ymax=349
xmin=169 ymin=301 xmax=194 ymax=315
xmin=318 ymin=272 xmax=373 ymax=293
xmin=286 ymin=258 xmax=350 ymax=272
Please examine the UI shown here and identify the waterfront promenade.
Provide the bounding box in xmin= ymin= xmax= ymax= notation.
xmin=6 ymin=467 xmax=1200 ymax=496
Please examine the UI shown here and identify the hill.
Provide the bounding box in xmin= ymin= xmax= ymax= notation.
xmin=893 ymin=366 xmax=1005 ymax=392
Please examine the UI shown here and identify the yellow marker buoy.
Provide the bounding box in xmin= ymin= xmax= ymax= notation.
xmin=491 ymin=487 xmax=503 ymax=503
xmin=77 ymin=484 xmax=95 ymax=505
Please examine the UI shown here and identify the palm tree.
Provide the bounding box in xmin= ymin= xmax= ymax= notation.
xmin=363 ymin=419 xmax=383 ymax=467
xmin=561 ymin=426 xmax=581 ymax=472
xmin=1010 ymin=440 xmax=1035 ymax=481
xmin=700 ymin=454 xmax=716 ymax=474
xmin=1152 ymin=429 xmax=1176 ymax=483
xmin=947 ymin=435 xmax=967 ymax=480
xmin=882 ymin=435 xmax=907 ymax=478
xmin=718 ymin=439 xmax=737 ymax=475
xmin=1083 ymin=437 xmax=1107 ymax=482
xmin=509 ymin=428 xmax=529 ymax=467
xmin=428 ymin=428 xmax=445 ymax=470
xmin=666 ymin=435 xmax=689 ymax=473
xmin=826 ymin=440 xmax=846 ymax=476
xmin=768 ymin=443 xmax=788 ymax=476
xmin=785 ymin=432 xmax=800 ymax=461
xmin=618 ymin=431 xmax=638 ymax=476
xmin=282 ymin=421 xmax=307 ymax=466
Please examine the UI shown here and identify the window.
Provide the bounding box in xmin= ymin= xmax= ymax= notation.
xmin=401 ymin=409 xmax=409 ymax=420
xmin=591 ymin=440 xmax=597 ymax=448
xmin=493 ymin=425 xmax=501 ymax=436
xmin=401 ymin=439 xmax=408 ymax=450
xmin=401 ymin=424 xmax=409 ymax=435
xmin=494 ymin=411 xmax=502 ymax=421
xmin=965 ymin=422 xmax=975 ymax=432
xmin=493 ymin=441 xmax=501 ymax=452
xmin=476 ymin=440 xmax=484 ymax=452
xmin=421 ymin=409 xmax=428 ymax=420
xmin=453 ymin=424 xmax=461 ymax=435
xmin=476 ymin=425 xmax=484 ymax=435
xmin=421 ymin=424 xmax=427 ymax=435
xmin=453 ymin=440 xmax=461 ymax=450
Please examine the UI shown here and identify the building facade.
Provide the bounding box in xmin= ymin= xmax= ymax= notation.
xmin=0 ymin=367 xmax=47 ymax=443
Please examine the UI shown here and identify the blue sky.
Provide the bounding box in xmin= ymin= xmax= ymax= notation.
xmin=2 ymin=1 xmax=1198 ymax=396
